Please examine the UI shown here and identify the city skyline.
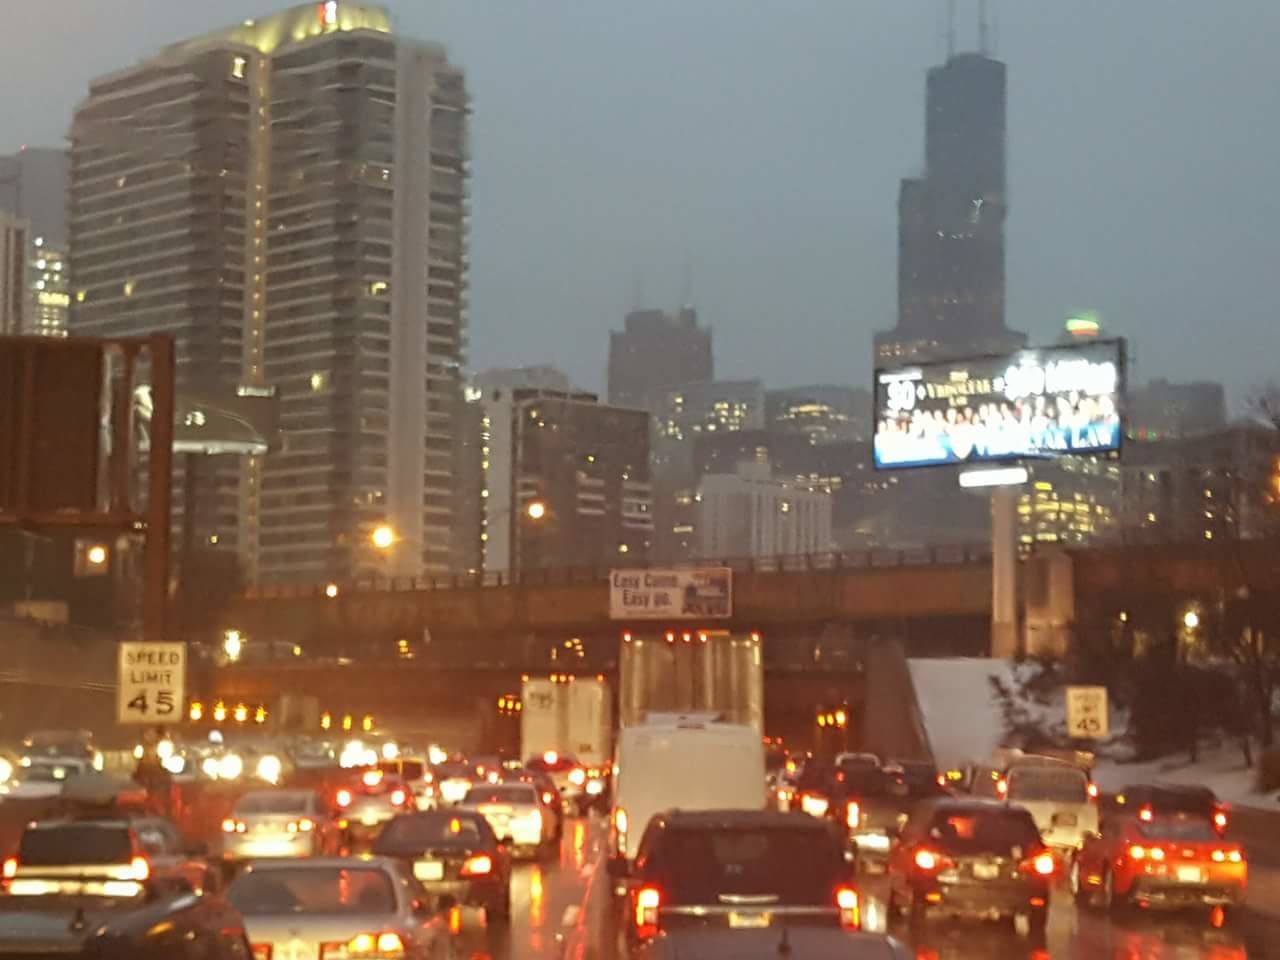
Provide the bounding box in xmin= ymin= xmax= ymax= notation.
xmin=1 ymin=1 xmax=1277 ymax=409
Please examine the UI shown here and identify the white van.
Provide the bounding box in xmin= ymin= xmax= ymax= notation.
xmin=609 ymin=716 xmax=766 ymax=865
xmin=1003 ymin=758 xmax=1098 ymax=852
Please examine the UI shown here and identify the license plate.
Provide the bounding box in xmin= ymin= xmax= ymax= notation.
xmin=973 ymin=863 xmax=1000 ymax=880
xmin=1052 ymin=813 xmax=1078 ymax=827
xmin=276 ymin=941 xmax=318 ymax=960
xmin=414 ymin=860 xmax=444 ymax=881
xmin=361 ymin=811 xmax=380 ymax=825
xmin=1176 ymin=866 xmax=1204 ymax=884
xmin=729 ymin=912 xmax=772 ymax=929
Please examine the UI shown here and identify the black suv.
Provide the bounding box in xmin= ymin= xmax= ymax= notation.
xmin=612 ymin=810 xmax=860 ymax=954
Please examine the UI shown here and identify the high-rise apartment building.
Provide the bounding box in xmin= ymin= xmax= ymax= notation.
xmin=69 ymin=3 xmax=468 ymax=583
xmin=0 ymin=214 xmax=28 ymax=335
xmin=0 ymin=148 xmax=70 ymax=337
xmin=607 ymin=307 xmax=712 ymax=411
xmin=875 ymin=51 xmax=1024 ymax=364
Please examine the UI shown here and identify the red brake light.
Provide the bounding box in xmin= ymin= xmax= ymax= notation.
xmin=846 ymin=800 xmax=861 ymax=830
xmin=251 ymin=945 xmax=272 ymax=960
xmin=298 ymin=818 xmax=315 ymax=833
xmin=391 ymin=789 xmax=406 ymax=806
xmin=914 ymin=848 xmax=943 ymax=872
xmin=221 ymin=818 xmax=237 ymax=833
xmin=1087 ymin=782 xmax=1099 ymax=800
xmin=543 ymin=791 xmax=555 ymax=804
xmin=362 ymin=769 xmax=383 ymax=788
xmin=995 ymin=778 xmax=1008 ymax=797
xmin=835 ymin=886 xmax=860 ymax=929
xmin=461 ymin=854 xmax=493 ymax=877
xmin=2 ymin=856 xmax=16 ymax=880
xmin=1138 ymin=804 xmax=1153 ymax=822
xmin=1020 ymin=852 xmax=1055 ymax=876
xmin=336 ymin=789 xmax=352 ymax=808
xmin=635 ymin=885 xmax=661 ymax=934
xmin=1214 ymin=810 xmax=1229 ymax=831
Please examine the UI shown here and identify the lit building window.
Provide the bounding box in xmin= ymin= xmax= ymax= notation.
xmin=123 ymin=280 xmax=135 ymax=297
xmin=232 ymin=56 xmax=246 ymax=79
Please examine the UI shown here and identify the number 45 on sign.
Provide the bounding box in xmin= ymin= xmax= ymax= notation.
xmin=117 ymin=642 xmax=187 ymax=725
xmin=1066 ymin=685 xmax=1109 ymax=740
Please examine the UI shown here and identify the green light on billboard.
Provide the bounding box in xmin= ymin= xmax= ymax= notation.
xmin=1065 ymin=312 xmax=1101 ymax=338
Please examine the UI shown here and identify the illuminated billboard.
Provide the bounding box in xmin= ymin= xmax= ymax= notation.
xmin=873 ymin=339 xmax=1125 ymax=470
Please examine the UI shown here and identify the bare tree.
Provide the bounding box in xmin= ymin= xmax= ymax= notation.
xmin=1247 ymin=381 xmax=1280 ymax=431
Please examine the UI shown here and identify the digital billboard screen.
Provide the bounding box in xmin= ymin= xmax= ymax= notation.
xmin=873 ymin=339 xmax=1124 ymax=470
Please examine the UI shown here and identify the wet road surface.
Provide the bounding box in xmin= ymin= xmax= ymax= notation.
xmin=455 ymin=817 xmax=1280 ymax=960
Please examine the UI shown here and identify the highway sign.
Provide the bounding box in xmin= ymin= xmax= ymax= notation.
xmin=117 ymin=642 xmax=186 ymax=725
xmin=1065 ymin=685 xmax=1109 ymax=740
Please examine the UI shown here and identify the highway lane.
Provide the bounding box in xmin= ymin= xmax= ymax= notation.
xmin=476 ymin=818 xmax=1280 ymax=960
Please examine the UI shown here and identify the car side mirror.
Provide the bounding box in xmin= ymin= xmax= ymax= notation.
xmin=606 ymin=857 xmax=631 ymax=880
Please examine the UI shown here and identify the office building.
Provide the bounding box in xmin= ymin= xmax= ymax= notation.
xmin=0 ymin=214 xmax=28 ymax=335
xmin=1129 ymin=379 xmax=1226 ymax=441
xmin=1018 ymin=458 xmax=1121 ymax=549
xmin=503 ymin=390 xmax=652 ymax=574
xmin=69 ymin=3 xmax=469 ymax=583
xmin=875 ymin=51 xmax=1025 ymax=364
xmin=470 ymin=367 xmax=574 ymax=574
xmin=697 ymin=462 xmax=832 ymax=560
xmin=1122 ymin=425 xmax=1280 ymax=544
xmin=766 ymin=385 xmax=871 ymax=445
xmin=607 ymin=306 xmax=712 ymax=411
xmin=27 ymin=240 xmax=69 ymax=337
xmin=0 ymin=149 xmax=70 ymax=337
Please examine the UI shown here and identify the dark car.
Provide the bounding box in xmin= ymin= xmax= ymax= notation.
xmin=885 ymin=798 xmax=1054 ymax=937
xmin=0 ymin=819 xmax=249 ymax=958
xmin=635 ymin=927 xmax=913 ymax=960
xmin=372 ymin=810 xmax=512 ymax=921
xmin=612 ymin=810 xmax=860 ymax=954
xmin=845 ymin=765 xmax=948 ymax=870
xmin=1114 ymin=784 xmax=1230 ymax=835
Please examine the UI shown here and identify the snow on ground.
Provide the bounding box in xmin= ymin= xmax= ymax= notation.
xmin=908 ymin=658 xmax=1017 ymax=771
xmin=1094 ymin=742 xmax=1275 ymax=810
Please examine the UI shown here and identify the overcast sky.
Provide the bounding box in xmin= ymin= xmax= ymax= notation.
xmin=3 ymin=1 xmax=1276 ymax=403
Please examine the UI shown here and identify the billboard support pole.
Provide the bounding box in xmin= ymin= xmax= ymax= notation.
xmin=991 ymin=484 xmax=1019 ymax=658
xmin=143 ymin=335 xmax=175 ymax=643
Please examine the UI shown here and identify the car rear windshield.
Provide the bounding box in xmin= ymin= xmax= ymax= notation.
xmin=375 ymin=814 xmax=491 ymax=851
xmin=1138 ymin=818 xmax=1219 ymax=842
xmin=1007 ymin=768 xmax=1088 ymax=803
xmin=527 ymin=757 xmax=577 ymax=773
xmin=228 ymin=867 xmax=396 ymax=916
xmin=19 ymin=826 xmax=131 ymax=865
xmin=236 ymin=793 xmax=310 ymax=815
xmin=1134 ymin=789 xmax=1215 ymax=814
xmin=465 ymin=785 xmax=536 ymax=804
xmin=927 ymin=810 xmax=1041 ymax=854
xmin=645 ymin=827 xmax=844 ymax=905
xmin=434 ymin=763 xmax=471 ymax=779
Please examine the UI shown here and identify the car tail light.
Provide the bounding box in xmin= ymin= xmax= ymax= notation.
xmin=634 ymin=885 xmax=661 ymax=935
xmin=128 ymin=856 xmax=150 ymax=881
xmin=2 ymin=857 xmax=16 ymax=880
xmin=362 ymin=769 xmax=384 ymax=788
xmin=614 ymin=807 xmax=629 ymax=844
xmin=569 ymin=768 xmax=587 ymax=787
xmin=1213 ymin=809 xmax=1229 ymax=832
xmin=1087 ymin=782 xmax=1099 ymax=800
xmin=846 ymin=800 xmax=861 ymax=830
xmin=913 ymin=848 xmax=951 ymax=872
xmin=1019 ymin=852 xmax=1056 ymax=876
xmin=543 ymin=791 xmax=555 ymax=805
xmin=391 ymin=789 xmax=406 ymax=806
xmin=1211 ymin=849 xmax=1245 ymax=864
xmin=298 ymin=818 xmax=315 ymax=832
xmin=333 ymin=932 xmax=405 ymax=958
xmin=835 ymin=886 xmax=860 ymax=929
xmin=800 ymin=793 xmax=829 ymax=818
xmin=1128 ymin=845 xmax=1165 ymax=862
xmin=337 ymin=789 xmax=353 ymax=808
xmin=1138 ymin=804 xmax=1154 ymax=822
xmin=221 ymin=818 xmax=237 ymax=833
xmin=251 ymin=945 xmax=272 ymax=960
xmin=461 ymin=854 xmax=493 ymax=877
xmin=995 ymin=778 xmax=1008 ymax=798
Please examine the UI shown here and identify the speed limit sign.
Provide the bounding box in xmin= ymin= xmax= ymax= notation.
xmin=1066 ymin=685 xmax=1109 ymax=740
xmin=117 ymin=642 xmax=187 ymax=725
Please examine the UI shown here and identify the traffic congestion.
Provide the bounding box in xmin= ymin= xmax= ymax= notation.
xmin=1 ymin=634 xmax=1277 ymax=960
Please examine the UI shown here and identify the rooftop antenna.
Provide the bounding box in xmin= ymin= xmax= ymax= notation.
xmin=946 ymin=0 xmax=956 ymax=59
xmin=978 ymin=0 xmax=990 ymax=55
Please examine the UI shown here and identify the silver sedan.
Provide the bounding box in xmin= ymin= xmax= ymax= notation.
xmin=226 ymin=857 xmax=447 ymax=960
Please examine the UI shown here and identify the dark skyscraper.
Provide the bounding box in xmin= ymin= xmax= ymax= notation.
xmin=607 ymin=307 xmax=713 ymax=411
xmin=876 ymin=51 xmax=1025 ymax=364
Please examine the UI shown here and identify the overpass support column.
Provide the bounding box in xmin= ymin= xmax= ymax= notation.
xmin=991 ymin=484 xmax=1020 ymax=659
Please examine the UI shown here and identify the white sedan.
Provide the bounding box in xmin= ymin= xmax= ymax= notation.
xmin=459 ymin=782 xmax=552 ymax=858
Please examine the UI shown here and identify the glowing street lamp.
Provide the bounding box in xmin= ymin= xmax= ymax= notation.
xmin=1183 ymin=609 xmax=1201 ymax=630
xmin=526 ymin=500 xmax=547 ymax=521
xmin=371 ymin=524 xmax=395 ymax=551
xmin=223 ymin=629 xmax=243 ymax=662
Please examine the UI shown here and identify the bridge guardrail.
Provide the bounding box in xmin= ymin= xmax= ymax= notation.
xmin=243 ymin=545 xmax=994 ymax=601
